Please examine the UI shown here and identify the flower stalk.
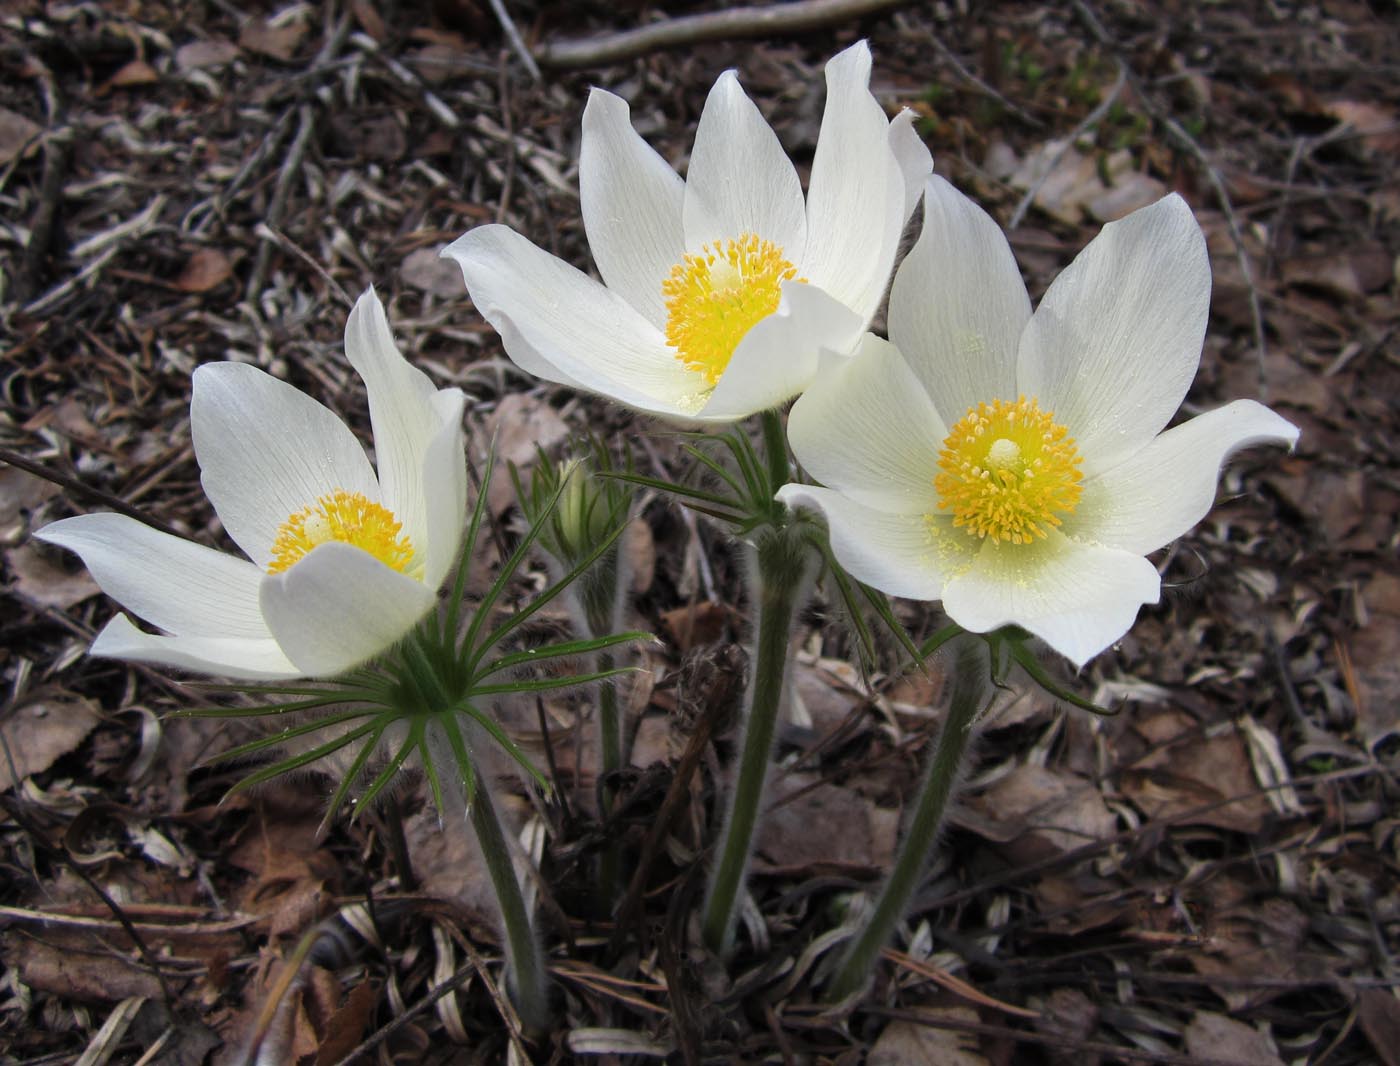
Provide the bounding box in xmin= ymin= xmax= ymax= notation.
xmin=701 ymin=476 xmax=812 ymax=955
xmin=824 ymin=637 xmax=987 ymax=1001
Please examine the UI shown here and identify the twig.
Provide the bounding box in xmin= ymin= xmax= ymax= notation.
xmin=536 ymin=0 xmax=910 ymax=69
xmin=245 ymin=103 xmax=317 ymax=302
xmin=897 ymin=13 xmax=1044 ymax=129
xmin=0 ymin=448 xmax=184 ymax=539
xmin=1068 ymin=0 xmax=1270 ymax=397
xmin=1007 ymin=64 xmax=1126 ymax=230
xmin=486 ymin=0 xmax=542 ymax=84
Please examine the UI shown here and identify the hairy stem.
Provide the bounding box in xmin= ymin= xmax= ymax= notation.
xmin=824 ymin=639 xmax=986 ymax=1001
xmin=466 ymin=769 xmax=550 ymax=1033
xmin=701 ymin=522 xmax=811 ymax=955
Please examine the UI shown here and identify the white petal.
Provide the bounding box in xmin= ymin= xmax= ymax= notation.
xmin=697 ymin=282 xmax=863 ymax=421
xmin=1016 ymin=194 xmax=1211 ymax=475
xmin=90 ymin=614 xmax=300 ymax=680
xmin=1063 ymin=399 xmax=1299 ymax=555
xmin=421 ymin=389 xmax=469 ymax=590
xmin=800 ymin=41 xmax=905 ymax=322
xmin=786 ymin=334 xmax=948 ymax=513
xmin=778 ymin=485 xmax=974 ymax=600
xmin=682 ymin=70 xmax=806 ymax=262
xmin=580 ymin=88 xmax=686 ymax=329
xmin=344 ymin=289 xmax=465 ymax=580
xmin=259 ymin=542 xmax=435 ymax=677
xmin=941 ymin=532 xmax=1162 ymax=667
xmin=443 ymin=225 xmax=703 ymax=417
xmin=35 ymin=513 xmax=270 ymax=639
xmin=888 ymin=109 xmax=934 ymax=221
xmin=192 ymin=362 xmax=379 ymax=569
xmin=888 ymin=176 xmax=1029 ymax=426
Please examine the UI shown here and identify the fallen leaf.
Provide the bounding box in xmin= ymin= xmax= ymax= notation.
xmin=239 ymin=15 xmax=308 ymax=61
xmin=0 ymin=698 xmax=103 ymax=791
xmin=658 ymin=601 xmax=733 ymax=651
xmin=624 ymin=516 xmax=655 ymax=595
xmin=400 ymin=246 xmax=463 ymax=297
xmin=1008 ymin=139 xmax=1166 ymax=224
xmin=107 ymin=60 xmax=159 ymax=89
xmin=330 ymin=113 xmax=406 ymax=162
xmin=314 ymin=981 xmax=380 ymax=1065
xmin=1349 ymin=571 xmax=1400 ymax=748
xmin=175 ymin=38 xmax=241 ymax=71
xmin=1183 ymin=1012 xmax=1283 ymax=1065
xmin=1358 ymin=988 xmax=1400 ymax=1066
xmin=484 ymin=393 xmax=570 ymax=516
xmin=7 ymin=541 xmax=100 ymax=608
xmin=869 ymin=1012 xmax=991 ymax=1066
xmin=176 ymin=248 xmax=234 ymax=293
xmin=959 ymin=763 xmax=1117 ymax=862
xmin=1326 ymin=99 xmax=1400 ymax=158
xmin=3 ymin=936 xmax=164 ymax=1002
xmin=754 ymin=773 xmax=896 ymax=873
xmin=349 ymin=0 xmax=387 ymax=41
xmin=0 ymin=106 xmax=42 ymax=166
xmin=0 ymin=466 xmax=60 ymax=539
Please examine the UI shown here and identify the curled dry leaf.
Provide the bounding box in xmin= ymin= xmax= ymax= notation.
xmin=1183 ymin=1012 xmax=1284 ymax=1066
xmin=869 ymin=1012 xmax=991 ymax=1066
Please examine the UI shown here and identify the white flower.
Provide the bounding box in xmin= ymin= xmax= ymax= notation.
xmin=779 ymin=179 xmax=1299 ymax=666
xmin=35 ymin=290 xmax=468 ymax=681
xmin=443 ymin=41 xmax=931 ymax=422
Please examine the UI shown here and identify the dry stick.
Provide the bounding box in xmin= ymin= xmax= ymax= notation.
xmin=1068 ymin=0 xmax=1271 ymax=398
xmin=487 ymin=0 xmax=542 ymax=83
xmin=245 ymin=103 xmax=317 ymax=302
xmin=536 ymin=0 xmax=911 ymax=69
xmin=1006 ymin=63 xmax=1127 ymax=230
xmin=896 ymin=13 xmax=1044 ymax=129
xmin=0 ymin=448 xmax=183 ymax=539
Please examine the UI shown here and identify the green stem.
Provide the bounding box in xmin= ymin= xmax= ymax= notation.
xmin=701 ymin=523 xmax=811 ymax=955
xmin=824 ymin=639 xmax=986 ymax=1002
xmin=760 ymin=409 xmax=790 ymax=502
xmin=596 ymin=651 xmax=622 ymax=901
xmin=448 ymin=723 xmax=550 ymax=1034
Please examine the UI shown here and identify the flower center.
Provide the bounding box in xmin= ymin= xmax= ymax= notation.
xmin=267 ymin=489 xmax=416 ymax=575
xmin=661 ymin=233 xmax=803 ymax=386
xmin=935 ymin=396 xmax=1084 ymax=545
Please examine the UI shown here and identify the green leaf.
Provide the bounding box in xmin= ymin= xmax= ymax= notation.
xmin=1007 ymin=641 xmax=1117 ymax=715
xmin=205 ymin=709 xmax=385 ymax=765
xmin=222 ymin=718 xmax=387 ymax=799
xmin=319 ymin=719 xmax=391 ymax=835
xmin=453 ymin=700 xmax=549 ymax=792
xmin=470 ymin=665 xmax=637 ymax=698
xmin=478 ymin=630 xmax=653 ymax=680
xmin=353 ymin=720 xmax=423 ymax=819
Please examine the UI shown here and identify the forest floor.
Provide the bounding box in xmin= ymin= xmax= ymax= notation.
xmin=2 ymin=0 xmax=1399 ymax=1063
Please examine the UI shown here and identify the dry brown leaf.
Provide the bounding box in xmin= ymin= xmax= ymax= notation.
xmin=0 ymin=466 xmax=60 ymax=540
xmin=0 ymin=697 xmax=102 ymax=791
xmin=484 ymin=392 xmax=570 ymax=516
xmin=959 ymin=763 xmax=1116 ymax=862
xmin=1358 ymin=988 xmax=1400 ymax=1066
xmin=107 ymin=60 xmax=160 ymax=89
xmin=1183 ymin=1012 xmax=1283 ymax=1065
xmin=754 ymin=773 xmax=896 ymax=873
xmin=3 ymin=936 xmax=164 ymax=1003
xmin=1326 ymin=99 xmax=1400 ymax=158
xmin=1008 ymin=139 xmax=1167 ymax=224
xmin=239 ymin=15 xmax=309 ymax=61
xmin=625 ymin=516 xmax=656 ymax=595
xmin=175 ymin=38 xmax=241 ymax=71
xmin=0 ymin=106 xmax=42 ymax=166
xmin=176 ymin=248 xmax=234 ymax=293
xmin=7 ymin=541 xmax=100 ymax=608
xmin=658 ymin=601 xmax=733 ymax=651
xmin=400 ymin=246 xmax=463 ymax=297
xmin=869 ymin=1012 xmax=991 ymax=1066
xmin=1349 ymin=570 xmax=1400 ymax=748
xmin=1123 ymin=710 xmax=1270 ymax=833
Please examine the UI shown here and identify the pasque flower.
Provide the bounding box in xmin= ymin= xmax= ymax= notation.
xmin=779 ymin=179 xmax=1299 ymax=665
xmin=444 ymin=41 xmax=931 ymax=422
xmin=37 ymin=290 xmax=467 ymax=680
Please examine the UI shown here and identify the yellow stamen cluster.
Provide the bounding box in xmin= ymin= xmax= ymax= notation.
xmin=662 ymin=233 xmax=803 ymax=385
xmin=267 ymin=489 xmax=415 ymax=575
xmin=935 ymin=397 xmax=1084 ymax=545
